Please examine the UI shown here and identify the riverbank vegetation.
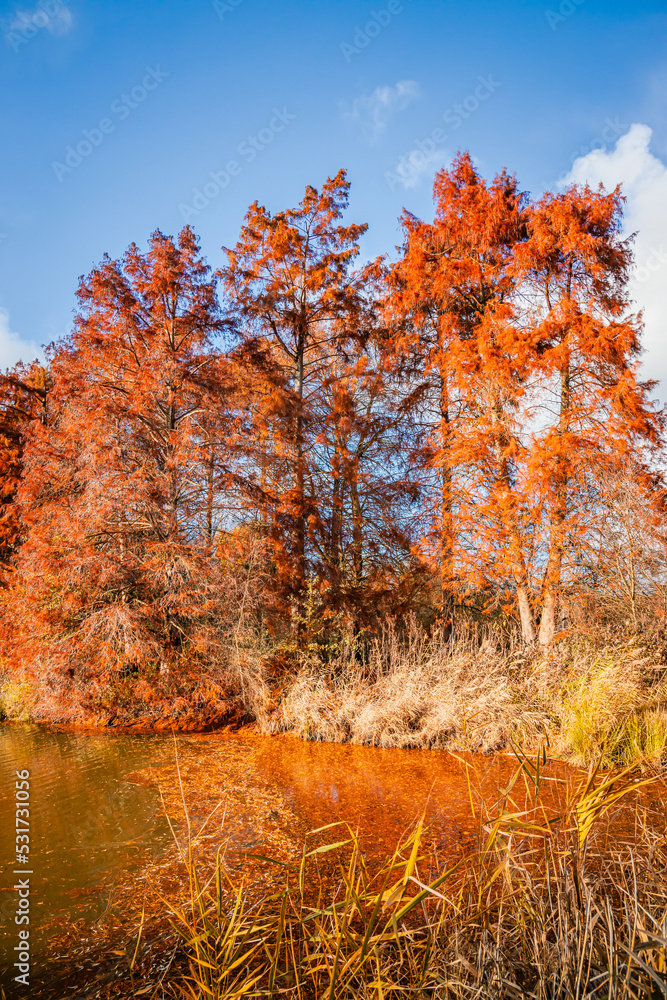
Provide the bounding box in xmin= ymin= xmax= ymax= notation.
xmin=160 ymin=768 xmax=667 ymax=1000
xmin=264 ymin=626 xmax=667 ymax=768
xmin=0 ymin=154 xmax=666 ymax=758
xmin=31 ymin=745 xmax=667 ymax=999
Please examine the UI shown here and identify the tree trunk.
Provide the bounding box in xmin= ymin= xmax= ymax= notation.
xmin=492 ymin=403 xmax=535 ymax=644
xmin=330 ymin=430 xmax=343 ymax=582
xmin=439 ymin=370 xmax=454 ymax=635
xmin=516 ymin=582 xmax=535 ymax=644
xmin=538 ymin=357 xmax=570 ymax=646
xmin=538 ymin=530 xmax=565 ymax=646
xmin=350 ymin=460 xmax=363 ymax=588
xmin=293 ymin=331 xmax=306 ymax=594
xmin=206 ymin=446 xmax=215 ymax=548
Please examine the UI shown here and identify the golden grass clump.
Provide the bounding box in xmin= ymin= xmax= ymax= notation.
xmin=557 ymin=646 xmax=667 ymax=767
xmin=260 ymin=625 xmax=667 ymax=767
xmin=268 ymin=625 xmax=549 ymax=752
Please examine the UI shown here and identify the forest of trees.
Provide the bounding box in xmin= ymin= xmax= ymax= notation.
xmin=0 ymin=153 xmax=665 ymax=720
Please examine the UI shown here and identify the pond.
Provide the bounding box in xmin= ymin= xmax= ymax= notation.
xmin=0 ymin=724 xmax=173 ymax=993
xmin=1 ymin=724 xmax=655 ymax=996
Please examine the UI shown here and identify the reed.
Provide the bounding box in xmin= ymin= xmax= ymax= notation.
xmin=261 ymin=623 xmax=667 ymax=768
xmin=158 ymin=747 xmax=667 ymax=999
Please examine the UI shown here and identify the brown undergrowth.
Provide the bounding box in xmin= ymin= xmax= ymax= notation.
xmin=0 ymin=666 xmax=250 ymax=731
xmin=256 ymin=624 xmax=667 ymax=767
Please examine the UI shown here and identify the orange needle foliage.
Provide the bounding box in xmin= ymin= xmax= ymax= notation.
xmin=218 ymin=170 xmax=412 ymax=627
xmin=387 ymin=157 xmax=663 ymax=645
xmin=0 ymin=362 xmax=51 ymax=580
xmin=3 ymin=229 xmax=254 ymax=712
xmin=388 ymin=153 xmax=537 ymax=640
xmin=516 ymin=185 xmax=663 ymax=643
xmin=0 ymin=156 xmax=664 ymax=719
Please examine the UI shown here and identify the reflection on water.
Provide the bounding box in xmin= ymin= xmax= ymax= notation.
xmin=256 ymin=737 xmax=514 ymax=852
xmin=162 ymin=732 xmax=659 ymax=874
xmin=176 ymin=733 xmax=575 ymax=858
xmin=1 ymin=724 xmax=659 ymax=997
xmin=0 ymin=724 xmax=172 ymax=983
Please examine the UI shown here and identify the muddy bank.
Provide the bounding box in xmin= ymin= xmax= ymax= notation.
xmin=1 ymin=702 xmax=252 ymax=734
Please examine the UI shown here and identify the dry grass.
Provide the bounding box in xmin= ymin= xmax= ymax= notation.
xmin=157 ymin=748 xmax=667 ymax=1000
xmin=268 ymin=636 xmax=545 ymax=751
xmin=258 ymin=624 xmax=667 ymax=765
xmin=558 ymin=646 xmax=667 ymax=767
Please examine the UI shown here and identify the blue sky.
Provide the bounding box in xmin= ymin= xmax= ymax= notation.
xmin=1 ymin=0 xmax=666 ymax=385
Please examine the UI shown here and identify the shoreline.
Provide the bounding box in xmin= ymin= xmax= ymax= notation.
xmin=0 ymin=717 xmax=659 ymax=774
xmin=0 ymin=703 xmax=254 ymax=735
xmin=4 ymin=630 xmax=667 ymax=768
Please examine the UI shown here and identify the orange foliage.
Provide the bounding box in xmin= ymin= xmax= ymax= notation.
xmin=2 ymin=229 xmax=253 ymax=715
xmin=0 ymin=157 xmax=665 ymax=720
xmin=0 ymin=362 xmax=51 ymax=578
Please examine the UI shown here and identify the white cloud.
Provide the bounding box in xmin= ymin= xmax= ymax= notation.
xmin=342 ymin=80 xmax=420 ymax=142
xmin=563 ymin=124 xmax=667 ymax=395
xmin=0 ymin=309 xmax=42 ymax=371
xmin=386 ymin=145 xmax=450 ymax=191
xmin=3 ymin=1 xmax=73 ymax=45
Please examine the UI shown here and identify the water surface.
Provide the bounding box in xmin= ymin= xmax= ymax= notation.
xmin=2 ymin=723 xmax=661 ymax=997
xmin=0 ymin=724 xmax=173 ymax=988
